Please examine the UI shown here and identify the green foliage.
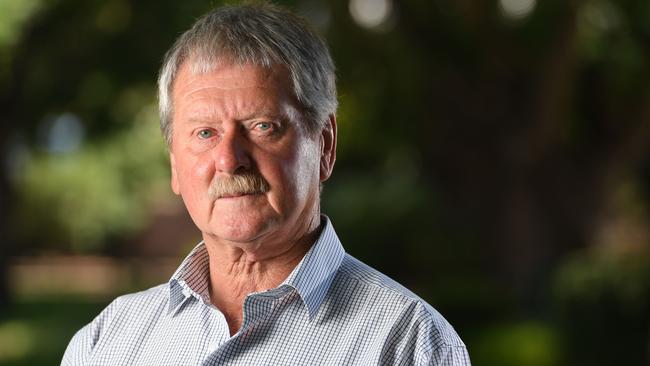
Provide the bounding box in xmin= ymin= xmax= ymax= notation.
xmin=555 ymin=248 xmax=650 ymax=308
xmin=0 ymin=0 xmax=44 ymax=48
xmin=554 ymin=180 xmax=650 ymax=309
xmin=0 ymin=0 xmax=45 ymax=81
xmin=12 ymin=102 xmax=173 ymax=253
xmin=0 ymin=297 xmax=109 ymax=366
xmin=553 ymin=241 xmax=650 ymax=364
xmin=469 ymin=322 xmax=564 ymax=366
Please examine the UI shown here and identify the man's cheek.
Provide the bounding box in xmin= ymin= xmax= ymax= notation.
xmin=179 ymin=157 xmax=215 ymax=188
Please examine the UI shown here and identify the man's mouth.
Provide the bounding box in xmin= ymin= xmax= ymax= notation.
xmin=218 ymin=191 xmax=259 ymax=199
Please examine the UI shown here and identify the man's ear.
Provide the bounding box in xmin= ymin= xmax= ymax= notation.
xmin=319 ymin=114 xmax=337 ymax=182
xmin=170 ymin=152 xmax=180 ymax=195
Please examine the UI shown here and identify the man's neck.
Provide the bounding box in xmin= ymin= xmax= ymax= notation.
xmin=203 ymin=215 xmax=324 ymax=335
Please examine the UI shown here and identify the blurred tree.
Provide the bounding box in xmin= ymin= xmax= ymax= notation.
xmin=0 ymin=0 xmax=48 ymax=309
xmin=0 ymin=0 xmax=215 ymax=256
xmin=0 ymin=0 xmax=215 ymax=307
xmin=323 ymin=0 xmax=650 ymax=311
xmin=0 ymin=151 xmax=8 ymax=309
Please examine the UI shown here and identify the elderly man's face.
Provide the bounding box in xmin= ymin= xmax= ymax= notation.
xmin=169 ymin=62 xmax=335 ymax=247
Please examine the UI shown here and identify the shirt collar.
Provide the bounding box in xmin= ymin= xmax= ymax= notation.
xmin=281 ymin=216 xmax=345 ymax=319
xmin=168 ymin=242 xmax=211 ymax=314
xmin=167 ymin=216 xmax=345 ymax=319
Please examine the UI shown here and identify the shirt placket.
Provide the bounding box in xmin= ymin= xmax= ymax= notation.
xmin=201 ymin=287 xmax=293 ymax=365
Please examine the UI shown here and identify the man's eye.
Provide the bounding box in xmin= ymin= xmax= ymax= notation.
xmin=198 ymin=129 xmax=214 ymax=139
xmin=255 ymin=122 xmax=272 ymax=131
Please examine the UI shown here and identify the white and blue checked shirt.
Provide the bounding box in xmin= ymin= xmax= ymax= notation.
xmin=62 ymin=218 xmax=470 ymax=365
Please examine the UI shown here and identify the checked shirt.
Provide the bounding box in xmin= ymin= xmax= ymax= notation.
xmin=62 ymin=218 xmax=470 ymax=365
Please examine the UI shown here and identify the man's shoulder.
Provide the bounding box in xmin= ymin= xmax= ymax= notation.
xmin=119 ymin=282 xmax=169 ymax=301
xmin=61 ymin=283 xmax=171 ymax=365
xmin=107 ymin=283 xmax=169 ymax=311
xmin=89 ymin=283 xmax=170 ymax=331
xmin=332 ymin=254 xmax=465 ymax=348
xmin=336 ymin=254 xmax=420 ymax=298
xmin=335 ymin=254 xmax=432 ymax=307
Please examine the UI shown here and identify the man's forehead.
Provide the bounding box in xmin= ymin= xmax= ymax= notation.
xmin=170 ymin=60 xmax=303 ymax=124
xmin=174 ymin=60 xmax=291 ymax=92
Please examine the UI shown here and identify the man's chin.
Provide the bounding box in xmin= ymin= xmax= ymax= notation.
xmin=203 ymin=223 xmax=272 ymax=245
xmin=199 ymin=207 xmax=282 ymax=243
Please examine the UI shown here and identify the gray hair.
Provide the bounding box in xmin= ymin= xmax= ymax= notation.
xmin=157 ymin=2 xmax=337 ymax=145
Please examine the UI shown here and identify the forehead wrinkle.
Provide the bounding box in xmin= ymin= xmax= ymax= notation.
xmin=175 ymin=61 xmax=276 ymax=98
xmin=182 ymin=87 xmax=283 ymax=123
xmin=172 ymin=62 xmax=301 ymax=129
xmin=175 ymin=75 xmax=278 ymax=115
xmin=178 ymin=84 xmax=274 ymax=105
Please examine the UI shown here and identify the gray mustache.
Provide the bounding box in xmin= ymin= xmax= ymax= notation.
xmin=208 ymin=172 xmax=270 ymax=199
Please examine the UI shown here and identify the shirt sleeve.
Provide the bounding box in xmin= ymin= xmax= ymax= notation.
xmin=60 ymin=298 xmax=119 ymax=366
xmin=379 ymin=301 xmax=471 ymax=366
xmin=428 ymin=344 xmax=471 ymax=366
xmin=61 ymin=324 xmax=93 ymax=366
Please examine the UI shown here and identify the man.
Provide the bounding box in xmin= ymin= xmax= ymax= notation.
xmin=62 ymin=3 xmax=470 ymax=365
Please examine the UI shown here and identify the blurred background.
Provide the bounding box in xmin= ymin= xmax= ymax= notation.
xmin=0 ymin=0 xmax=649 ymax=364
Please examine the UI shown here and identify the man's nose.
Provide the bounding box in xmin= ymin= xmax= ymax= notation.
xmin=213 ymin=129 xmax=251 ymax=174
